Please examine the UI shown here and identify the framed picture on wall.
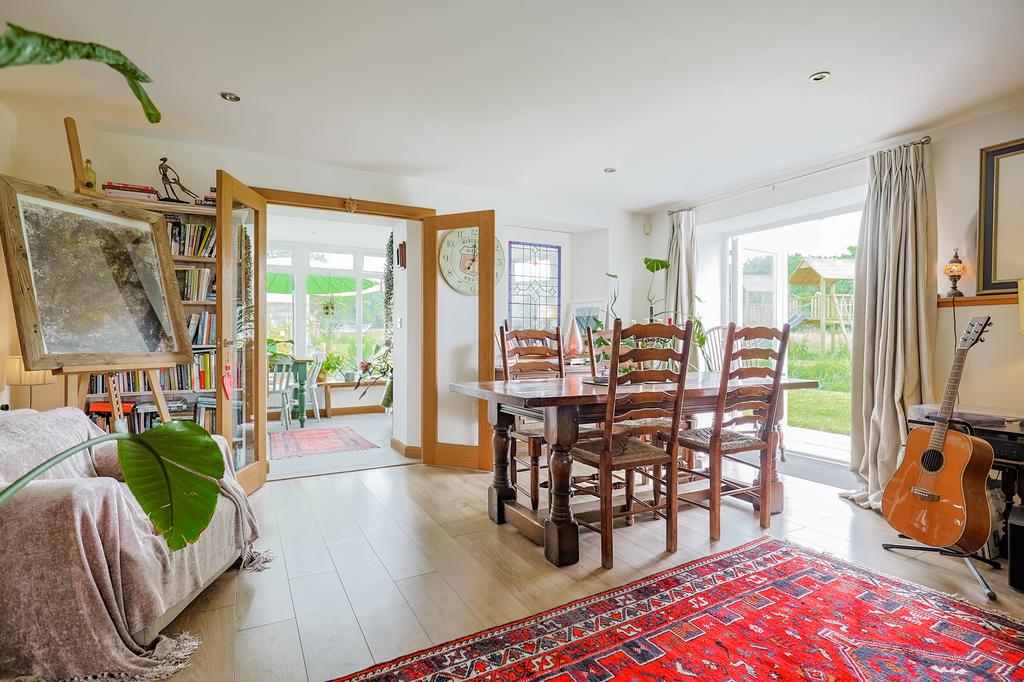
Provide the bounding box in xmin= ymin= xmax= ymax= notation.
xmin=977 ymin=137 xmax=1024 ymax=294
xmin=0 ymin=175 xmax=193 ymax=371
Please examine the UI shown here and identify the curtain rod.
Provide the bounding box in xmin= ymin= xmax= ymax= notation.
xmin=666 ymin=135 xmax=932 ymax=215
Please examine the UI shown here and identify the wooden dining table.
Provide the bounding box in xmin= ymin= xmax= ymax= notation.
xmin=450 ymin=373 xmax=819 ymax=567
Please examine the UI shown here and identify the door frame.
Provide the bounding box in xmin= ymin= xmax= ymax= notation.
xmin=217 ymin=170 xmax=269 ymax=495
xmin=421 ymin=211 xmax=496 ymax=470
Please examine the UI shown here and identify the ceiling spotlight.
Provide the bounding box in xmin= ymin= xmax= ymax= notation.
xmin=808 ymin=71 xmax=831 ymax=83
xmin=603 ymin=167 xmax=617 ymax=174
xmin=220 ymin=91 xmax=241 ymax=102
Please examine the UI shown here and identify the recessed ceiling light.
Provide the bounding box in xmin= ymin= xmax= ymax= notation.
xmin=808 ymin=71 xmax=831 ymax=83
xmin=220 ymin=91 xmax=241 ymax=102
xmin=603 ymin=167 xmax=617 ymax=174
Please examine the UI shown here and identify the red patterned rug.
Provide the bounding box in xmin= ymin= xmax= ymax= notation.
xmin=269 ymin=425 xmax=379 ymax=459
xmin=334 ymin=536 xmax=1024 ymax=681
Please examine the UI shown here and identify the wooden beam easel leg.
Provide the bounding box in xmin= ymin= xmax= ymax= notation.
xmin=145 ymin=369 xmax=172 ymax=423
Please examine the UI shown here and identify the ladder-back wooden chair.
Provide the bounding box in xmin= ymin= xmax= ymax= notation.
xmin=499 ymin=323 xmax=565 ymax=511
xmin=669 ymin=322 xmax=790 ymax=541
xmin=571 ymin=319 xmax=692 ymax=569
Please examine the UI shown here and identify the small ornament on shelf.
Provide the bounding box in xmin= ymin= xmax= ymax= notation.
xmin=158 ymin=157 xmax=199 ymax=203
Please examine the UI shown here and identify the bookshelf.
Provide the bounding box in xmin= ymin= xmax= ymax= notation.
xmin=84 ymin=199 xmax=222 ymax=434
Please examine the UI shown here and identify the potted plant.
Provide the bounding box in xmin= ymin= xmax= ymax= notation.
xmin=318 ymin=352 xmax=343 ymax=382
xmin=354 ymin=339 xmax=394 ymax=409
xmin=643 ymin=257 xmax=671 ymax=322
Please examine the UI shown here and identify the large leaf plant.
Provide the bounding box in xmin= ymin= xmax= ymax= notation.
xmin=0 ymin=23 xmax=161 ymax=123
xmin=0 ymin=420 xmax=224 ymax=550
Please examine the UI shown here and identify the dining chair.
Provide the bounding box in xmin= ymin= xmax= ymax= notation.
xmin=667 ymin=322 xmax=790 ymax=541
xmin=269 ymin=361 xmax=298 ymax=431
xmin=306 ymin=353 xmax=326 ymax=422
xmin=571 ymin=319 xmax=692 ymax=569
xmin=499 ymin=323 xmax=564 ymax=511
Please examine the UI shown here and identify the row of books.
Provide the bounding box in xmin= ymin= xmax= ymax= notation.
xmin=167 ymin=220 xmax=217 ymax=258
xmin=103 ymin=181 xmax=159 ymax=201
xmin=175 ymin=267 xmax=216 ymax=302
xmin=87 ymin=350 xmax=218 ymax=394
xmin=186 ymin=311 xmax=217 ymax=345
xmin=86 ymin=397 xmax=205 ymax=434
xmin=194 ymin=396 xmax=217 ymax=432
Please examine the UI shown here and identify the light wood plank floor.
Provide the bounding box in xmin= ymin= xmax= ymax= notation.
xmin=166 ymin=464 xmax=1024 ymax=682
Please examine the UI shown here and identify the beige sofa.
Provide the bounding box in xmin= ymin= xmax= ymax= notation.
xmin=0 ymin=407 xmax=259 ymax=680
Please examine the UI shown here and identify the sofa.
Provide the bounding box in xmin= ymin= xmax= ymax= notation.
xmin=0 ymin=407 xmax=260 ymax=680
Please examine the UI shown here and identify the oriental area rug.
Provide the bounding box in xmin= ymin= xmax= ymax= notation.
xmin=335 ymin=536 xmax=1024 ymax=681
xmin=269 ymin=425 xmax=379 ymax=459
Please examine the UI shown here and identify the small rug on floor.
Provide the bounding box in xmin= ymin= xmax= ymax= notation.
xmin=334 ymin=536 xmax=1024 ymax=681
xmin=270 ymin=425 xmax=379 ymax=459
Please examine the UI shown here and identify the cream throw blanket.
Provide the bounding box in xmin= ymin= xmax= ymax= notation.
xmin=0 ymin=408 xmax=263 ymax=681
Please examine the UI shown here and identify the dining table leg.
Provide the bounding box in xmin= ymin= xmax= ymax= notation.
xmin=543 ymin=404 xmax=580 ymax=566
xmin=487 ymin=402 xmax=516 ymax=524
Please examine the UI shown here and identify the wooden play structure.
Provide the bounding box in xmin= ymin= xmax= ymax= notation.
xmin=788 ymin=258 xmax=854 ymax=352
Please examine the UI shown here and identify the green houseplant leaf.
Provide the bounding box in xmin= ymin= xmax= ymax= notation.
xmin=0 ymin=420 xmax=225 ymax=551
xmin=118 ymin=421 xmax=224 ymax=550
xmin=0 ymin=23 xmax=161 ymax=123
xmin=643 ymin=257 xmax=671 ymax=273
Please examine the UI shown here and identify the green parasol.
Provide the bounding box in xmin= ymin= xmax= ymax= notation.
xmin=266 ymin=273 xmax=379 ymax=295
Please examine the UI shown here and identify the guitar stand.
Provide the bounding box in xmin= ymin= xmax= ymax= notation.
xmin=883 ymin=534 xmax=999 ymax=601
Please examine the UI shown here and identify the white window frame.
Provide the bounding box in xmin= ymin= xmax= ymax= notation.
xmin=266 ymin=242 xmax=386 ymax=366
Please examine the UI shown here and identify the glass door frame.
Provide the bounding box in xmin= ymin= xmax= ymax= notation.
xmin=216 ymin=170 xmax=268 ymax=495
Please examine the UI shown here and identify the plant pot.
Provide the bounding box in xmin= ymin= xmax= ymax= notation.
xmin=380 ymin=377 xmax=394 ymax=409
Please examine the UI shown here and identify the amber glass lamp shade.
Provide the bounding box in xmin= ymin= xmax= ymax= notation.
xmin=943 ymin=249 xmax=966 ymax=298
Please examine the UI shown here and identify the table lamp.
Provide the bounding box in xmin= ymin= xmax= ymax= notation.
xmin=5 ymin=355 xmax=55 ymax=409
xmin=943 ymin=249 xmax=966 ymax=298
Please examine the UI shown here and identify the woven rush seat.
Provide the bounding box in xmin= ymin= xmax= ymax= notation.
xmin=571 ymin=435 xmax=672 ymax=468
xmin=676 ymin=427 xmax=765 ymax=453
xmin=513 ymin=422 xmax=603 ymax=440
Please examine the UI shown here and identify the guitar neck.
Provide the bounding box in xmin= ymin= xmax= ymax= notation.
xmin=928 ymin=347 xmax=968 ymax=449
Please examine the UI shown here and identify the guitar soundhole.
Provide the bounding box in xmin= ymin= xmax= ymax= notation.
xmin=920 ymin=448 xmax=945 ymax=473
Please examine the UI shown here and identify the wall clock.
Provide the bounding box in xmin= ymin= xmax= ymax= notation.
xmin=438 ymin=228 xmax=505 ymax=296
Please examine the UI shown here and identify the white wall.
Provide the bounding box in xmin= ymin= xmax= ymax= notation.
xmin=391 ymin=221 xmax=422 ymax=447
xmin=0 ymin=97 xmax=642 ymax=433
xmin=930 ymin=102 xmax=1024 ymax=411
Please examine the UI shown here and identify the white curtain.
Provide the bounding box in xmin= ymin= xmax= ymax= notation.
xmin=846 ymin=141 xmax=936 ymax=510
xmin=665 ymin=209 xmax=697 ymax=322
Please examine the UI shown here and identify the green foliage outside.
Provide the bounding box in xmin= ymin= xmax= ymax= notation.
xmin=787 ymin=390 xmax=852 ymax=436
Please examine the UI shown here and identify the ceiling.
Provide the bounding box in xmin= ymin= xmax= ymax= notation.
xmin=2 ymin=1 xmax=1023 ymax=213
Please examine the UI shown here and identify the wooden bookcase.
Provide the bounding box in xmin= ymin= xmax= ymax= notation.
xmin=84 ymin=199 xmax=221 ymax=434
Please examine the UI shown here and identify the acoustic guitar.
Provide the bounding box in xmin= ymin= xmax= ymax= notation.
xmin=882 ymin=315 xmax=995 ymax=553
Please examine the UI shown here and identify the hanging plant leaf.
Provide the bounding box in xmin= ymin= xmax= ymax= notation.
xmin=117 ymin=421 xmax=224 ymax=550
xmin=0 ymin=23 xmax=161 ymax=123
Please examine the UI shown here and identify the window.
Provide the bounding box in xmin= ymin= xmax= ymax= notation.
xmin=508 ymin=241 xmax=561 ymax=331
xmin=266 ymin=244 xmax=388 ymax=378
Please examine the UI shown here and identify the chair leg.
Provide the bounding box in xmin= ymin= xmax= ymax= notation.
xmin=625 ymin=468 xmax=635 ymax=526
xmin=759 ymin=434 xmax=777 ymax=529
xmin=529 ymin=437 xmax=542 ymax=512
xmin=709 ymin=444 xmax=722 ymax=542
xmin=666 ymin=451 xmax=679 ymax=553
xmin=600 ymin=458 xmax=614 ymax=569
xmin=652 ymin=465 xmax=662 ymax=508
xmin=309 ymin=388 xmax=322 ymax=423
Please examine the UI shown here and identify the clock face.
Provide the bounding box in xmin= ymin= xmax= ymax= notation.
xmin=438 ymin=228 xmax=506 ymax=296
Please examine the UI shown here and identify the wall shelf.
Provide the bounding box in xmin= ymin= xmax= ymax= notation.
xmin=937 ymin=293 xmax=1018 ymax=308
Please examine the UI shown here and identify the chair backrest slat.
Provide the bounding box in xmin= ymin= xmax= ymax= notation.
xmin=601 ymin=319 xmax=693 ymax=448
xmin=710 ymin=322 xmax=791 ymax=442
xmin=500 ymin=323 xmax=565 ymax=380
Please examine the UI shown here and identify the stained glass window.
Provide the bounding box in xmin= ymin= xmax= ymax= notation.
xmin=508 ymin=241 xmax=561 ymax=331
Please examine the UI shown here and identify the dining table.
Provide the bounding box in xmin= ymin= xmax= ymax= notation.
xmin=449 ymin=373 xmax=819 ymax=567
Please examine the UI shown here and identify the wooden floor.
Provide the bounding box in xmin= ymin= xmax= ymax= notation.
xmin=167 ymin=464 xmax=1024 ymax=682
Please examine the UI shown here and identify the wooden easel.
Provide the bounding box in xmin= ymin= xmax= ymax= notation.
xmin=60 ymin=364 xmax=173 ymax=433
